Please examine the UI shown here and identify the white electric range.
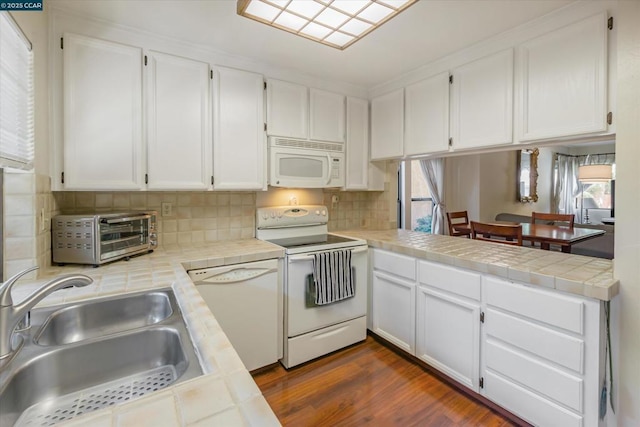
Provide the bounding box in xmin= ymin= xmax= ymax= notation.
xmin=256 ymin=205 xmax=368 ymax=368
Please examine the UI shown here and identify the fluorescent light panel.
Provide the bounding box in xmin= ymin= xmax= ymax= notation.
xmin=237 ymin=0 xmax=417 ymax=49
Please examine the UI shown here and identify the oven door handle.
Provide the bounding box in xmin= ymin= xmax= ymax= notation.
xmin=288 ymin=246 xmax=368 ymax=262
xmin=101 ymin=214 xmax=150 ymax=224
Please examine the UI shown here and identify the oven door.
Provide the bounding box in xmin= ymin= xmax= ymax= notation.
xmin=98 ymin=214 xmax=152 ymax=261
xmin=269 ymin=146 xmax=344 ymax=188
xmin=286 ymin=246 xmax=367 ymax=337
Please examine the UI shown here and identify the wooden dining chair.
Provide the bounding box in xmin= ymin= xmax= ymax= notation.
xmin=470 ymin=221 xmax=523 ymax=246
xmin=446 ymin=211 xmax=471 ymax=238
xmin=531 ymin=212 xmax=575 ymax=228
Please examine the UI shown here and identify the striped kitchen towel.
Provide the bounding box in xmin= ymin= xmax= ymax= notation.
xmin=312 ymin=250 xmax=354 ymax=305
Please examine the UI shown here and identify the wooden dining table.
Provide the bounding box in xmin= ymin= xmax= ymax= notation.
xmin=454 ymin=222 xmax=605 ymax=253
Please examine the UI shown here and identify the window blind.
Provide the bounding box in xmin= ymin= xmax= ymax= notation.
xmin=0 ymin=12 xmax=34 ymax=169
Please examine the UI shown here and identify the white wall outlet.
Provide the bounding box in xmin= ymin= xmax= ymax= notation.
xmin=331 ymin=195 xmax=339 ymax=208
xmin=161 ymin=202 xmax=173 ymax=217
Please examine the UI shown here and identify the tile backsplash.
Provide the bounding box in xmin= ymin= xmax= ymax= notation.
xmin=2 ymin=164 xmax=396 ymax=277
xmin=54 ymin=192 xmax=257 ymax=245
xmin=54 ymin=187 xmax=396 ymax=246
xmin=323 ymin=185 xmax=396 ymax=231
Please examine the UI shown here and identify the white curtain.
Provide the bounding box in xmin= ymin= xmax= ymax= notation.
xmin=419 ymin=158 xmax=445 ymax=235
xmin=580 ymin=153 xmax=615 ymax=166
xmin=553 ymin=155 xmax=581 ymax=221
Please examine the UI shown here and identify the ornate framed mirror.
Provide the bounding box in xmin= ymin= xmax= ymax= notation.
xmin=517 ymin=148 xmax=539 ymax=203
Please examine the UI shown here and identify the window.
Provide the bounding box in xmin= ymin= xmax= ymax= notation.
xmin=399 ymin=160 xmax=433 ymax=232
xmin=0 ymin=12 xmax=34 ymax=169
xmin=578 ymin=164 xmax=615 ymax=223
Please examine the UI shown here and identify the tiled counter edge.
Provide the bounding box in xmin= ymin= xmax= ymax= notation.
xmin=333 ymin=229 xmax=619 ymax=301
xmin=7 ymin=240 xmax=285 ymax=427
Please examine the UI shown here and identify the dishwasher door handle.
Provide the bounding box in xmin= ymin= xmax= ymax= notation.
xmin=196 ymin=267 xmax=277 ymax=284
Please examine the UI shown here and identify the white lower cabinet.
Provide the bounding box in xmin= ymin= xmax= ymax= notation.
xmin=416 ymin=261 xmax=481 ymax=391
xmin=370 ymin=250 xmax=605 ymax=427
xmin=481 ymin=276 xmax=602 ymax=427
xmin=371 ymin=249 xmax=416 ymax=354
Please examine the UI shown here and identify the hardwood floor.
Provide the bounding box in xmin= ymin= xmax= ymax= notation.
xmin=253 ymin=335 xmax=520 ymax=426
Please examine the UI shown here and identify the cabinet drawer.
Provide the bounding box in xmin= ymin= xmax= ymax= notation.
xmin=418 ymin=260 xmax=481 ymax=301
xmin=373 ymin=249 xmax=416 ymax=281
xmin=483 ymin=276 xmax=584 ymax=334
xmin=485 ymin=309 xmax=584 ymax=373
xmin=286 ymin=316 xmax=366 ymax=368
xmin=485 ymin=339 xmax=583 ymax=412
xmin=484 ymin=371 xmax=582 ymax=427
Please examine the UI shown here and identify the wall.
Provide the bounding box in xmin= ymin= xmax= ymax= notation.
xmin=566 ymin=142 xmax=616 ymax=156
xmin=3 ymin=172 xmax=56 ymax=279
xmin=324 ymin=161 xmax=397 ymax=231
xmin=613 ymin=1 xmax=640 ymax=425
xmin=478 ymin=147 xmax=554 ymax=221
xmin=444 ymin=155 xmax=480 ymax=221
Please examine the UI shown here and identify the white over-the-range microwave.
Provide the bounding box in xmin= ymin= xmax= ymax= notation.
xmin=268 ymin=137 xmax=344 ymax=188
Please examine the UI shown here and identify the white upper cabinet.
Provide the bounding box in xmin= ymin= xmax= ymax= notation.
xmin=345 ymin=97 xmax=369 ymax=190
xmin=450 ymin=49 xmax=514 ymax=150
xmin=405 ymin=72 xmax=451 ymax=156
xmin=371 ymin=88 xmax=404 ymax=160
xmin=344 ymin=97 xmax=384 ymax=191
xmin=63 ymin=33 xmax=144 ymax=190
xmin=146 ymin=51 xmax=211 ymax=190
xmin=310 ymin=88 xmax=346 ymax=143
xmin=266 ymin=80 xmax=346 ymax=142
xmin=266 ymin=79 xmax=308 ymax=139
xmin=519 ymin=13 xmax=608 ymax=141
xmin=213 ymin=67 xmax=266 ymax=191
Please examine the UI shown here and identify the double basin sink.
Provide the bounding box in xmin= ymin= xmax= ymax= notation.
xmin=0 ymin=288 xmax=203 ymax=427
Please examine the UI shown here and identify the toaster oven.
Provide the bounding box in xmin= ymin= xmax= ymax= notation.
xmin=52 ymin=212 xmax=157 ymax=266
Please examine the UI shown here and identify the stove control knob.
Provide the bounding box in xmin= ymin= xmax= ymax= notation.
xmin=261 ymin=212 xmax=268 ymax=220
xmin=321 ymin=210 xmax=326 ymax=216
xmin=270 ymin=211 xmax=276 ymax=219
xmin=277 ymin=211 xmax=283 ymax=218
xmin=315 ymin=210 xmax=320 ymax=215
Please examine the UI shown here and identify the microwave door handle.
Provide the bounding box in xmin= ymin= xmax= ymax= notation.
xmin=325 ymin=154 xmax=332 ymax=185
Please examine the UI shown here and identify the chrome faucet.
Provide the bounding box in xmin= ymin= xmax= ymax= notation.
xmin=0 ymin=267 xmax=93 ymax=362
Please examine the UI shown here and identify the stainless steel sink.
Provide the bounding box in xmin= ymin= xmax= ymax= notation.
xmin=34 ymin=291 xmax=173 ymax=346
xmin=0 ymin=288 xmax=202 ymax=427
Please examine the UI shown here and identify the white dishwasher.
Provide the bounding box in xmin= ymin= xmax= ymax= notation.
xmin=188 ymin=258 xmax=282 ymax=371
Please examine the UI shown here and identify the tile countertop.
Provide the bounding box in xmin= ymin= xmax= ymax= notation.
xmin=9 ymin=239 xmax=285 ymax=427
xmin=333 ymin=229 xmax=619 ymax=301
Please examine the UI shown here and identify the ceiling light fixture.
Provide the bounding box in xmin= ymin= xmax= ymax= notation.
xmin=237 ymin=0 xmax=417 ymax=50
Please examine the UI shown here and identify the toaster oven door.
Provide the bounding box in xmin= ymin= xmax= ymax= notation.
xmin=99 ymin=214 xmax=154 ymax=261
